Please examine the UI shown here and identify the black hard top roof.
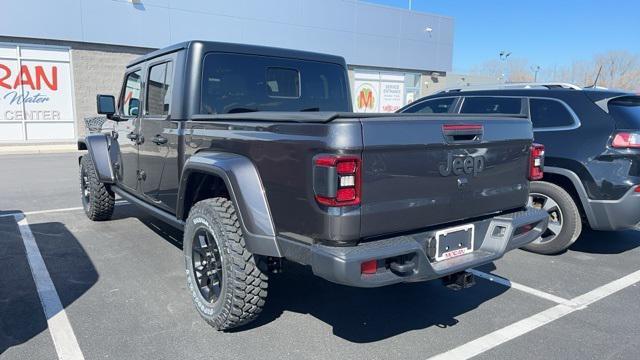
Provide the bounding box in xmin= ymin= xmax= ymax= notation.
xmin=127 ymin=40 xmax=347 ymax=68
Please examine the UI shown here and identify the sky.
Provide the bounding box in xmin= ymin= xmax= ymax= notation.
xmin=364 ymin=0 xmax=640 ymax=73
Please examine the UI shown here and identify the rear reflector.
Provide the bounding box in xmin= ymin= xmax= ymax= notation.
xmin=528 ymin=143 xmax=545 ymax=181
xmin=612 ymin=132 xmax=640 ymax=148
xmin=361 ymin=260 xmax=377 ymax=275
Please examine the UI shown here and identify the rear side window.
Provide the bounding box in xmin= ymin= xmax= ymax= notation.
xmin=403 ymin=97 xmax=456 ymax=114
xmin=608 ymin=96 xmax=640 ymax=129
xmin=200 ymin=53 xmax=349 ymax=114
xmin=529 ymin=98 xmax=575 ymax=128
xmin=461 ymin=97 xmax=522 ymax=114
xmin=120 ymin=70 xmax=141 ymax=117
xmin=145 ymin=62 xmax=173 ymax=116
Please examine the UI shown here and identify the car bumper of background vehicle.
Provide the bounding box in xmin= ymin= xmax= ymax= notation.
xmin=586 ymin=186 xmax=640 ymax=231
xmin=284 ymin=207 xmax=549 ymax=288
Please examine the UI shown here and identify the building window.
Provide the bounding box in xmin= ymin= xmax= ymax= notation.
xmin=353 ymin=70 xmax=422 ymax=113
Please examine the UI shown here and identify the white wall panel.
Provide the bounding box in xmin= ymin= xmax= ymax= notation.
xmin=0 ymin=0 xmax=83 ymax=41
xmin=25 ymin=122 xmax=75 ymax=140
xmin=0 ymin=123 xmax=23 ymax=142
xmin=0 ymin=45 xmax=18 ymax=59
xmin=81 ymin=0 xmax=171 ymax=48
xmin=0 ymin=44 xmax=75 ymax=142
xmin=0 ymin=0 xmax=453 ymax=72
xmin=169 ymin=9 xmax=244 ymax=44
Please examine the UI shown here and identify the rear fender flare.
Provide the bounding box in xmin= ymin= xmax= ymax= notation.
xmin=178 ymin=152 xmax=281 ymax=257
xmin=84 ymin=134 xmax=115 ymax=183
xmin=543 ymin=166 xmax=596 ymax=226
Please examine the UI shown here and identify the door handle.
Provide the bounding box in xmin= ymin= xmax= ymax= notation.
xmin=151 ymin=135 xmax=168 ymax=145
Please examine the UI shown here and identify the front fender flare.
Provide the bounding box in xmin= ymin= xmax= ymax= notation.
xmin=178 ymin=152 xmax=281 ymax=257
xmin=84 ymin=134 xmax=115 ymax=183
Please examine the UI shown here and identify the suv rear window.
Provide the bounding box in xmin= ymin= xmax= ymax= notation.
xmin=608 ymin=96 xmax=640 ymax=129
xmin=201 ymin=53 xmax=349 ymax=114
xmin=402 ymin=97 xmax=456 ymax=114
xmin=460 ymin=96 xmax=522 ymax=115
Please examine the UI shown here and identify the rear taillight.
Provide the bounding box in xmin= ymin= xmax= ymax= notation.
xmin=529 ymin=143 xmax=545 ymax=181
xmin=635 ymin=186 xmax=640 ymax=193
xmin=314 ymin=155 xmax=361 ymax=206
xmin=611 ymin=132 xmax=640 ymax=148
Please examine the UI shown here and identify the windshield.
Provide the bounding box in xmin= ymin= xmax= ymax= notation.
xmin=200 ymin=53 xmax=349 ymax=114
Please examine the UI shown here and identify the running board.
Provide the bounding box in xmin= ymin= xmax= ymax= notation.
xmin=112 ymin=186 xmax=185 ymax=230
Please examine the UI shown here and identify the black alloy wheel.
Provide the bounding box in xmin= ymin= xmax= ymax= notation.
xmin=191 ymin=228 xmax=224 ymax=303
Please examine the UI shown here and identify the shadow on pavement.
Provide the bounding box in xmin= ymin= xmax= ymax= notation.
xmin=0 ymin=215 xmax=98 ymax=355
xmin=569 ymin=228 xmax=640 ymax=255
xmin=243 ymin=262 xmax=506 ymax=342
xmin=111 ymin=204 xmax=183 ymax=250
xmin=113 ymin=205 xmax=509 ymax=342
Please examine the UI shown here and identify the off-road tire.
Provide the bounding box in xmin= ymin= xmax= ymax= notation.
xmin=523 ymin=181 xmax=582 ymax=255
xmin=184 ymin=197 xmax=268 ymax=331
xmin=80 ymin=155 xmax=115 ymax=221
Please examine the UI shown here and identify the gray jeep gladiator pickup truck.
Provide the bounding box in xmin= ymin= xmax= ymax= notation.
xmin=79 ymin=41 xmax=548 ymax=330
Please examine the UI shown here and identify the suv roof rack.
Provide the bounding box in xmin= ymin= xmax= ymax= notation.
xmin=440 ymin=82 xmax=583 ymax=93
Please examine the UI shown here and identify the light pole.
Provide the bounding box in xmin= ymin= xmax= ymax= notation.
xmin=409 ymin=0 xmax=412 ymax=10
xmin=499 ymin=51 xmax=511 ymax=83
xmin=531 ymin=65 xmax=541 ymax=82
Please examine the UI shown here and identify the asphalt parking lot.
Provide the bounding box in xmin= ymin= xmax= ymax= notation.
xmin=1 ymin=152 xmax=639 ymax=360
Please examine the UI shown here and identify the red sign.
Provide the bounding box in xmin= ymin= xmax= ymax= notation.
xmin=0 ymin=64 xmax=58 ymax=91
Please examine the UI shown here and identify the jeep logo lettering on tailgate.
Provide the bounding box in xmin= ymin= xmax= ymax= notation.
xmin=439 ymin=153 xmax=486 ymax=177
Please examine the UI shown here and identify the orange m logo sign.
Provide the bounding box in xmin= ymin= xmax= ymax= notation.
xmin=358 ymin=88 xmax=374 ymax=109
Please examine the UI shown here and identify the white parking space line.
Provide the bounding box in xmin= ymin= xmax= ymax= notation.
xmin=468 ymin=269 xmax=571 ymax=305
xmin=15 ymin=214 xmax=85 ymax=360
xmin=429 ymin=269 xmax=640 ymax=360
xmin=0 ymin=200 xmax=128 ymax=218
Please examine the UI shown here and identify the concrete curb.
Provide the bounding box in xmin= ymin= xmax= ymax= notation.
xmin=0 ymin=144 xmax=78 ymax=156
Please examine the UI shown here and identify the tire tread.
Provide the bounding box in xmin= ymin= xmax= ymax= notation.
xmin=185 ymin=197 xmax=268 ymax=331
xmin=80 ymin=155 xmax=115 ymax=221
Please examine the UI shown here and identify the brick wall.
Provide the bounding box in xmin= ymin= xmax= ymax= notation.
xmin=69 ymin=43 xmax=152 ymax=137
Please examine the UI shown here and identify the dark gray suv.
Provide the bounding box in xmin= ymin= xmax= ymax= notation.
xmin=400 ymin=83 xmax=640 ymax=254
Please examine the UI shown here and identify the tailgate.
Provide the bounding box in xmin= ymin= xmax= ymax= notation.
xmin=360 ymin=115 xmax=532 ymax=238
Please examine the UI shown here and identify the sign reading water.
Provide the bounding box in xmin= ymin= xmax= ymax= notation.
xmin=0 ymin=45 xmax=75 ymax=141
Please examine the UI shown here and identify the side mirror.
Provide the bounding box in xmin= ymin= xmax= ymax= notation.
xmin=96 ymin=94 xmax=117 ymax=119
xmin=129 ymin=98 xmax=140 ymax=117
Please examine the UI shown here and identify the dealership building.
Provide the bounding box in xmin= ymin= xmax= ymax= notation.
xmin=0 ymin=0 xmax=454 ymax=144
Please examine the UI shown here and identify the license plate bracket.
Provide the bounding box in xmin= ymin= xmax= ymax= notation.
xmin=434 ymin=224 xmax=474 ymax=261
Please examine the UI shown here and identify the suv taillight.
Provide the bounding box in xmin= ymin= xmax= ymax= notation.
xmin=529 ymin=144 xmax=544 ymax=181
xmin=612 ymin=132 xmax=640 ymax=148
xmin=314 ymin=155 xmax=361 ymax=206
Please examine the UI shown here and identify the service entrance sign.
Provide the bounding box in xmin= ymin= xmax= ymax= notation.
xmin=353 ymin=70 xmax=406 ymax=113
xmin=0 ymin=44 xmax=75 ymax=142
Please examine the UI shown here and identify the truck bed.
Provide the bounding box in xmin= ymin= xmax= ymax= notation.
xmin=184 ymin=112 xmax=533 ymax=245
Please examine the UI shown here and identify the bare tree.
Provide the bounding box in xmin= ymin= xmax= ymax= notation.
xmin=469 ymin=58 xmax=533 ymax=83
xmin=469 ymin=51 xmax=640 ymax=91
